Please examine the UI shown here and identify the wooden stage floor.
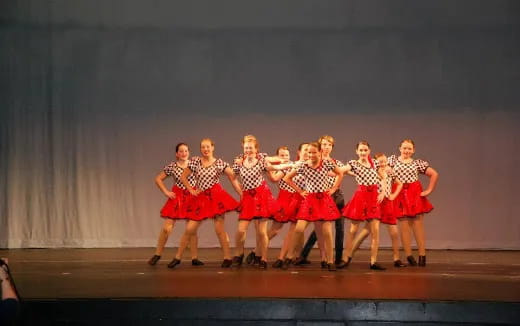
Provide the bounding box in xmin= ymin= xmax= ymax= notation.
xmin=2 ymin=248 xmax=519 ymax=302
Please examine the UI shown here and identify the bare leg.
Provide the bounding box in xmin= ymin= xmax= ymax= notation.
xmin=235 ymin=220 xmax=250 ymax=256
xmin=268 ymin=221 xmax=284 ymax=240
xmin=412 ymin=214 xmax=426 ymax=256
xmin=278 ymin=222 xmax=296 ymax=260
xmin=175 ymin=220 xmax=199 ymax=260
xmin=214 ymin=215 xmax=231 ymax=259
xmin=154 ymin=219 xmax=176 ymax=256
xmin=314 ymin=223 xmax=327 ymax=262
xmin=189 ymin=234 xmax=199 ymax=260
xmin=351 ymin=222 xmax=370 ymax=257
xmin=369 ymin=219 xmax=381 ymax=265
xmin=317 ymin=221 xmax=334 ymax=264
xmin=256 ymin=220 xmax=269 ymax=261
xmin=399 ymin=218 xmax=414 ymax=257
xmin=287 ymin=220 xmax=310 ymax=260
xmin=343 ymin=221 xmax=361 ymax=260
xmin=387 ymin=224 xmax=401 ymax=261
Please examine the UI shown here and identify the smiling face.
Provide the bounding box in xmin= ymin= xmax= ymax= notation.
xmin=200 ymin=139 xmax=214 ymax=158
xmin=278 ymin=148 xmax=290 ymax=161
xmin=376 ymin=155 xmax=387 ymax=169
xmin=307 ymin=144 xmax=321 ymax=164
xmin=298 ymin=144 xmax=309 ymax=161
xmin=176 ymin=144 xmax=190 ymax=161
xmin=320 ymin=139 xmax=333 ymax=156
xmin=356 ymin=143 xmax=371 ymax=160
xmin=399 ymin=141 xmax=415 ymax=159
xmin=243 ymin=141 xmax=257 ymax=156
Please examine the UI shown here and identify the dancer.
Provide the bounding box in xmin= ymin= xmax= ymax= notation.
xmin=348 ymin=153 xmax=406 ymax=267
xmin=282 ymin=142 xmax=344 ymax=271
xmin=148 ymin=143 xmax=202 ymax=266
xmin=167 ymin=138 xmax=242 ymax=268
xmin=389 ymin=139 xmax=438 ymax=267
xmin=339 ymin=141 xmax=386 ymax=270
xmin=231 ymin=136 xmax=291 ymax=269
xmin=269 ymin=144 xmax=309 ymax=268
xmin=297 ymin=135 xmax=346 ymax=267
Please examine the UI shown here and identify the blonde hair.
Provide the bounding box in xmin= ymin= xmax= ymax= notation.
xmin=276 ymin=146 xmax=289 ymax=155
xmin=374 ymin=152 xmax=386 ymax=159
xmin=318 ymin=135 xmax=334 ymax=147
xmin=242 ymin=134 xmax=259 ymax=150
xmin=400 ymin=139 xmax=415 ymax=148
xmin=200 ymin=138 xmax=214 ymax=147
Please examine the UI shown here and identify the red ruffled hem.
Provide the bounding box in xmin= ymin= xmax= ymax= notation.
xmin=296 ymin=192 xmax=340 ymax=222
xmin=160 ymin=186 xmax=193 ymax=219
xmin=185 ymin=184 xmax=239 ymax=220
xmin=238 ymin=182 xmax=280 ymax=220
xmin=273 ymin=189 xmax=302 ymax=223
xmin=380 ymin=198 xmax=397 ymax=225
xmin=393 ymin=181 xmax=433 ymax=218
xmin=342 ymin=185 xmax=381 ymax=221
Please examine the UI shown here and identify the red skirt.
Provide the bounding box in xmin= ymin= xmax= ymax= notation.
xmin=160 ymin=186 xmax=192 ymax=219
xmin=274 ymin=189 xmax=302 ymax=223
xmin=380 ymin=198 xmax=397 ymax=225
xmin=238 ymin=182 xmax=280 ymax=220
xmin=342 ymin=185 xmax=381 ymax=221
xmin=393 ymin=181 xmax=433 ymax=218
xmin=296 ymin=192 xmax=340 ymax=222
xmin=185 ymin=184 xmax=239 ymax=221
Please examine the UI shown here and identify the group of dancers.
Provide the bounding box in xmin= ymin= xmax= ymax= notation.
xmin=147 ymin=135 xmax=438 ymax=271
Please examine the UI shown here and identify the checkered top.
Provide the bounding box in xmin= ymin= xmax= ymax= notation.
xmin=348 ymin=160 xmax=380 ymax=186
xmin=388 ymin=155 xmax=430 ymax=183
xmin=325 ymin=158 xmax=344 ymax=189
xmin=296 ymin=160 xmax=337 ymax=193
xmin=232 ymin=154 xmax=268 ymax=190
xmin=278 ymin=161 xmax=306 ymax=193
xmin=379 ymin=170 xmax=399 ymax=197
xmin=188 ymin=157 xmax=230 ymax=191
xmin=163 ymin=161 xmax=196 ymax=189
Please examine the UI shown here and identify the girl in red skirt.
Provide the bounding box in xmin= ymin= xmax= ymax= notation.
xmin=348 ymin=153 xmax=406 ymax=268
xmin=269 ymin=144 xmax=310 ymax=268
xmin=148 ymin=143 xmax=203 ymax=266
xmin=167 ymin=138 xmax=243 ymax=268
xmin=388 ymin=139 xmax=438 ymax=267
xmin=282 ymin=142 xmax=344 ymax=271
xmin=339 ymin=141 xmax=386 ymax=270
xmin=231 ymin=136 xmax=292 ymax=269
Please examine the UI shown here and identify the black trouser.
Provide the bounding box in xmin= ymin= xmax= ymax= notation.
xmin=300 ymin=189 xmax=345 ymax=262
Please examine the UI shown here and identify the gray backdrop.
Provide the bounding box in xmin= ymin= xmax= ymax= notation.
xmin=1 ymin=0 xmax=519 ymax=249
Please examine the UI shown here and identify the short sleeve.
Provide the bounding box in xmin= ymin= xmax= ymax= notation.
xmin=335 ymin=159 xmax=344 ymax=167
xmin=188 ymin=157 xmax=199 ymax=172
xmin=217 ymin=159 xmax=230 ymax=173
xmin=323 ymin=159 xmax=336 ymax=172
xmin=387 ymin=155 xmax=397 ymax=167
xmin=348 ymin=160 xmax=358 ymax=174
xmin=163 ymin=162 xmax=176 ymax=176
xmin=415 ymin=159 xmax=430 ymax=174
xmin=296 ymin=161 xmax=305 ymax=174
xmin=232 ymin=155 xmax=242 ymax=175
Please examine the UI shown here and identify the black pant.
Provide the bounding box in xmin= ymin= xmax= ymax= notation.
xmin=300 ymin=189 xmax=345 ymax=262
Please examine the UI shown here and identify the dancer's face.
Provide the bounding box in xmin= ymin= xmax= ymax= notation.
xmin=376 ymin=155 xmax=387 ymax=168
xmin=176 ymin=145 xmax=189 ymax=161
xmin=307 ymin=145 xmax=321 ymax=164
xmin=320 ymin=139 xmax=333 ymax=156
xmin=399 ymin=141 xmax=415 ymax=159
xmin=278 ymin=149 xmax=290 ymax=162
xmin=243 ymin=141 xmax=256 ymax=156
xmin=200 ymin=140 xmax=214 ymax=157
xmin=298 ymin=144 xmax=309 ymax=161
xmin=356 ymin=144 xmax=370 ymax=160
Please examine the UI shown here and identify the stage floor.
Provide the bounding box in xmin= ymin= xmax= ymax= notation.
xmin=1 ymin=248 xmax=519 ymax=302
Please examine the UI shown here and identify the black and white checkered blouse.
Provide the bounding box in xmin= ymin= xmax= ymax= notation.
xmin=188 ymin=157 xmax=230 ymax=191
xmin=296 ymin=160 xmax=337 ymax=193
xmin=388 ymin=155 xmax=430 ymax=184
xmin=348 ymin=160 xmax=380 ymax=186
xmin=232 ymin=154 xmax=268 ymax=190
xmin=278 ymin=161 xmax=306 ymax=193
xmin=163 ymin=161 xmax=196 ymax=189
xmin=379 ymin=171 xmax=399 ymax=198
xmin=325 ymin=158 xmax=344 ymax=189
